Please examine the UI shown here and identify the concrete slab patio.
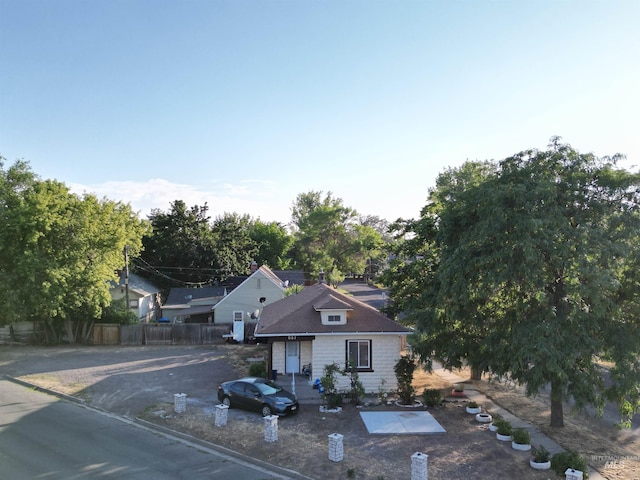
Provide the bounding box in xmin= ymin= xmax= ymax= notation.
xmin=359 ymin=411 xmax=446 ymax=434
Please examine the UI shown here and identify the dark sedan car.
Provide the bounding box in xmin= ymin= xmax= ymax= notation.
xmin=217 ymin=377 xmax=299 ymax=417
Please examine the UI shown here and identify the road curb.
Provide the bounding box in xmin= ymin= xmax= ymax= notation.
xmin=3 ymin=375 xmax=313 ymax=480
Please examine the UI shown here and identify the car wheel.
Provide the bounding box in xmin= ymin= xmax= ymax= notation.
xmin=261 ymin=404 xmax=272 ymax=417
xmin=222 ymin=396 xmax=231 ymax=408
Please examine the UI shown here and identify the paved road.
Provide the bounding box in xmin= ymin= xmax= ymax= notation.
xmin=0 ymin=379 xmax=293 ymax=480
xmin=340 ymin=279 xmax=388 ymax=311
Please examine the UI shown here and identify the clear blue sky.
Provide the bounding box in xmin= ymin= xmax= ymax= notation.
xmin=1 ymin=1 xmax=638 ymax=225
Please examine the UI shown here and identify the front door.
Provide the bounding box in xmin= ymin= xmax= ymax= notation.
xmin=285 ymin=341 xmax=300 ymax=374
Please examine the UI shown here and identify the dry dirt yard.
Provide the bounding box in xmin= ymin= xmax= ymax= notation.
xmin=144 ymin=375 xmax=548 ymax=480
xmin=140 ymin=346 xmax=639 ymax=480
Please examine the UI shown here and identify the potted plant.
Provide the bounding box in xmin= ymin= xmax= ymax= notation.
xmin=494 ymin=418 xmax=513 ymax=441
xmin=465 ymin=401 xmax=481 ymax=414
xmin=451 ymin=383 xmax=466 ymax=397
xmin=511 ymin=428 xmax=531 ymax=451
xmin=530 ymin=444 xmax=551 ymax=470
xmin=488 ymin=413 xmax=502 ymax=432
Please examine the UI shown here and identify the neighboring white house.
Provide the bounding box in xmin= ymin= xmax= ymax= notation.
xmin=109 ymin=272 xmax=162 ymax=322
xmin=254 ymin=282 xmax=412 ymax=393
xmin=161 ymin=286 xmax=227 ymax=323
xmin=212 ymin=264 xmax=287 ymax=327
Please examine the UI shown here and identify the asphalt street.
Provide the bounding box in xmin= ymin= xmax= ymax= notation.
xmin=0 ymin=379 xmax=296 ymax=480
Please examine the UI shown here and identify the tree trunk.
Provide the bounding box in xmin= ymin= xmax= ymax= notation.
xmin=550 ymin=379 xmax=564 ymax=427
xmin=470 ymin=364 xmax=483 ymax=381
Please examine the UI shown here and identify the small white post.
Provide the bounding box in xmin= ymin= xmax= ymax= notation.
xmin=215 ymin=404 xmax=229 ymax=427
xmin=328 ymin=433 xmax=344 ymax=462
xmin=411 ymin=452 xmax=428 ymax=480
xmin=565 ymin=468 xmax=583 ymax=480
xmin=173 ymin=393 xmax=187 ymax=413
xmin=264 ymin=415 xmax=278 ymax=443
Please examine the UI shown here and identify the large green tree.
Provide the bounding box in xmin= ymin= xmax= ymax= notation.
xmin=0 ymin=158 xmax=149 ymax=343
xmin=248 ymin=220 xmax=294 ymax=270
xmin=140 ymin=201 xmax=217 ymax=288
xmin=388 ymin=140 xmax=640 ymax=428
xmin=290 ymin=191 xmax=383 ymax=286
xmin=210 ymin=212 xmax=258 ymax=277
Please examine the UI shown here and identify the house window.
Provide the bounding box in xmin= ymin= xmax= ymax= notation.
xmin=233 ymin=311 xmax=244 ymax=322
xmin=346 ymin=340 xmax=372 ymax=370
xmin=327 ymin=314 xmax=341 ymax=323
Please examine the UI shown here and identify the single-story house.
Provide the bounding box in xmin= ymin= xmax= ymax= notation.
xmin=254 ymin=281 xmax=412 ymax=393
xmin=109 ymin=272 xmax=162 ymax=322
xmin=162 ymin=286 xmax=227 ymax=323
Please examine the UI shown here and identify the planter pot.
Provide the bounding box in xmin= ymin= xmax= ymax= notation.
xmin=451 ymin=389 xmax=465 ymax=397
xmin=496 ymin=433 xmax=513 ymax=442
xmin=512 ymin=441 xmax=531 ymax=451
xmin=488 ymin=422 xmax=498 ymax=432
xmin=475 ymin=413 xmax=492 ymax=423
xmin=466 ymin=406 xmax=481 ymax=414
xmin=529 ymin=459 xmax=551 ymax=470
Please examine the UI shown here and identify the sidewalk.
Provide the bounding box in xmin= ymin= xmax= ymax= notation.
xmin=433 ymin=364 xmax=605 ymax=480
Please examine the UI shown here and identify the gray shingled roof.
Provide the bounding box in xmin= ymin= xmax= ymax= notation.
xmin=255 ymin=283 xmax=412 ymax=336
xmin=164 ymin=286 xmax=227 ymax=307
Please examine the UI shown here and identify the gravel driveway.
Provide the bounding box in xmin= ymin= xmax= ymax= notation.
xmin=0 ymin=344 xmax=238 ymax=417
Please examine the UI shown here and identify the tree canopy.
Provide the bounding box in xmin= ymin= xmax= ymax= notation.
xmin=384 ymin=139 xmax=640 ymax=428
xmin=0 ymin=158 xmax=149 ymax=343
xmin=290 ymin=191 xmax=384 ymax=286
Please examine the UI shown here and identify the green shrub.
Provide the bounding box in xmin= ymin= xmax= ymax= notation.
xmin=326 ymin=392 xmax=343 ymax=409
xmin=394 ymin=355 xmax=417 ymax=405
xmin=531 ymin=444 xmax=550 ymax=463
xmin=248 ymin=361 xmax=267 ymax=378
xmin=421 ymin=388 xmax=441 ymax=407
xmin=493 ymin=418 xmax=512 ymax=436
xmin=467 ymin=401 xmax=479 ymax=408
xmin=551 ymin=450 xmax=589 ymax=479
xmin=512 ymin=428 xmax=530 ymax=445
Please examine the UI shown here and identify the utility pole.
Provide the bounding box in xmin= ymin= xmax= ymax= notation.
xmin=123 ymin=245 xmax=130 ymax=312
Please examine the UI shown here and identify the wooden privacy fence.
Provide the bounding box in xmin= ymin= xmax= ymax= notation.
xmin=92 ymin=322 xmax=258 ymax=346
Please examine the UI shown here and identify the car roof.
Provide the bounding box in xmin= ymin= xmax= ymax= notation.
xmin=232 ymin=377 xmax=266 ymax=384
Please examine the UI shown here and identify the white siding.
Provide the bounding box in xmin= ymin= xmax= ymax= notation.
xmin=214 ymin=271 xmax=285 ymax=324
xmin=310 ymin=334 xmax=403 ymax=394
xmin=272 ymin=342 xmax=286 ymax=374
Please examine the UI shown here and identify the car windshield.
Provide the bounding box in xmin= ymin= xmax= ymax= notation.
xmin=255 ymin=381 xmax=282 ymax=396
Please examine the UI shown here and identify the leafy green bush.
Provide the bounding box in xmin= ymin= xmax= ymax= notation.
xmin=248 ymin=361 xmax=267 ymax=378
xmin=326 ymin=392 xmax=343 ymax=409
xmin=421 ymin=388 xmax=441 ymax=407
xmin=512 ymin=428 xmax=530 ymax=445
xmin=493 ymin=418 xmax=512 ymax=436
xmin=394 ymin=355 xmax=417 ymax=405
xmin=531 ymin=444 xmax=550 ymax=463
xmin=551 ymin=450 xmax=589 ymax=479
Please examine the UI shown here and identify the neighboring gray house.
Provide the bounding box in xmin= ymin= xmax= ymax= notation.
xmin=109 ymin=272 xmax=162 ymax=323
xmin=162 ymin=286 xmax=226 ymax=323
xmin=254 ymin=282 xmax=412 ymax=393
xmin=212 ymin=264 xmax=286 ymax=327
